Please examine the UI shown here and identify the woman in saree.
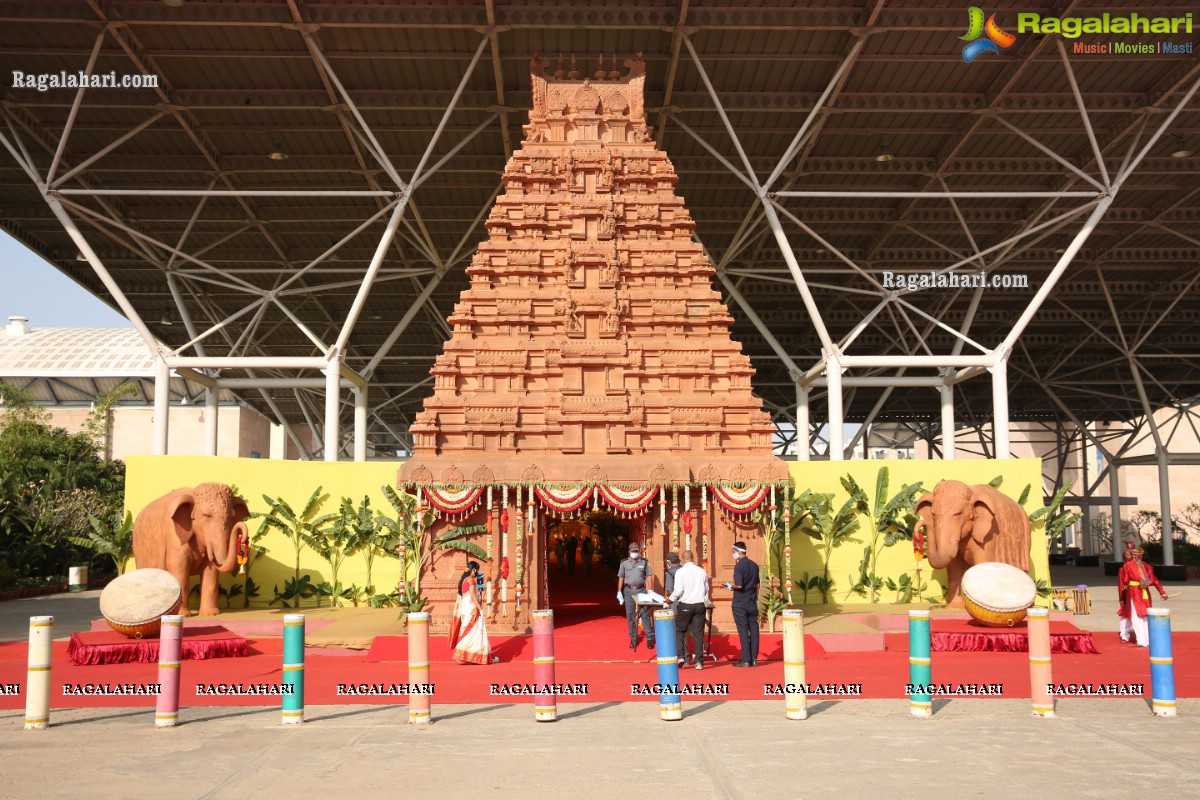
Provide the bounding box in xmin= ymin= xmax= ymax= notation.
xmin=448 ymin=560 xmax=492 ymax=665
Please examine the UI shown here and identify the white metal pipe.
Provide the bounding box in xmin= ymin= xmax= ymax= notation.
xmin=716 ymin=271 xmax=803 ymax=379
xmin=363 ymin=270 xmax=446 ymax=378
xmin=763 ymin=36 xmax=867 ymax=193
xmin=839 ymin=355 xmax=993 ymax=368
xmin=992 ymin=116 xmax=1106 ymax=192
xmin=410 ymin=36 xmax=490 ymax=187
xmin=762 ymin=201 xmax=837 ymax=354
xmin=275 ymin=199 xmax=400 ymax=294
xmin=771 ymin=191 xmax=1099 ymax=199
xmin=1079 ymin=429 xmax=1092 ymax=554
xmin=47 ymin=27 xmax=106 ymax=185
xmin=172 ymin=367 xmax=216 ymax=389
xmin=998 ymin=192 xmax=1109 ymax=353
xmin=1056 ymin=38 xmax=1109 ymax=188
xmin=412 ymin=113 xmax=498 ymax=191
xmin=354 ymin=386 xmax=368 ymax=463
xmin=0 ymin=123 xmax=44 ymax=186
xmin=44 ymin=196 xmax=164 ymax=357
xmin=51 ymin=110 xmax=168 ymax=188
xmin=1156 ymin=447 xmax=1175 ymax=566
xmin=55 ymin=188 xmax=396 ymax=197
xmin=940 ymin=382 xmax=955 ymax=460
xmin=682 ymin=35 xmax=760 ymax=190
xmin=269 ymin=296 xmax=330 ymax=354
xmin=1114 ymin=72 xmax=1200 ymax=190
xmin=826 ymin=355 xmax=844 ymax=461
xmin=219 ymin=377 xmax=356 ymax=389
xmin=204 ymin=387 xmax=219 ymax=457
xmin=795 ymin=381 xmax=810 ymax=462
xmin=334 ymin=200 xmax=409 ymax=354
xmin=166 ymin=356 xmax=329 ymax=370
xmin=324 ymin=358 xmax=341 ymax=463
xmin=153 ymin=359 xmax=170 ymax=456
xmin=170 ymin=296 xmax=270 ymax=357
xmin=669 ymin=114 xmax=759 ymax=194
xmin=810 ymin=376 xmax=945 ymax=387
xmin=991 ymin=358 xmax=1010 ymax=459
xmin=294 ymin=388 xmax=323 ymax=456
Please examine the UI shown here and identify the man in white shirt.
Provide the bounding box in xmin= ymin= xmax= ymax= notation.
xmin=666 ymin=550 xmax=709 ymax=670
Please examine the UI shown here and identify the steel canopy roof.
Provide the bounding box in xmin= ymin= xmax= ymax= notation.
xmin=1 ymin=1 xmax=1198 ymax=456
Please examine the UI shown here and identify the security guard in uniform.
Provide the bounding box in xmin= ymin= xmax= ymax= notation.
xmin=617 ymin=542 xmax=655 ymax=651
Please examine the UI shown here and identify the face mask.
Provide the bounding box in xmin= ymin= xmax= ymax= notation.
xmin=731 ymin=551 xmax=741 ymax=561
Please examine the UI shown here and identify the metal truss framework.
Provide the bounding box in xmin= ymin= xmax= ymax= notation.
xmin=0 ymin=2 xmax=1198 ymax=567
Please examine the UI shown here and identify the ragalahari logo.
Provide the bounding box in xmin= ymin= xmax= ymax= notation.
xmin=961 ymin=7 xmax=1017 ymax=62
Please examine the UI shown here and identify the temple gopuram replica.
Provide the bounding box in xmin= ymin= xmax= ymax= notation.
xmin=398 ymin=54 xmax=788 ymax=631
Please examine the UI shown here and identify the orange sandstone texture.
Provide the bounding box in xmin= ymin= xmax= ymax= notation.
xmin=399 ymin=55 xmax=786 ymax=630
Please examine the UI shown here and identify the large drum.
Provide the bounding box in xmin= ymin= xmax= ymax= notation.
xmin=961 ymin=562 xmax=1036 ymax=627
xmin=99 ymin=568 xmax=182 ymax=639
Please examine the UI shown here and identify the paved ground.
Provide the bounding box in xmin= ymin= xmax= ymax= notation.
xmin=0 ymin=590 xmax=102 ymax=642
xmin=1 ymin=567 xmax=1195 ymax=798
xmin=1 ymin=699 xmax=1195 ymax=799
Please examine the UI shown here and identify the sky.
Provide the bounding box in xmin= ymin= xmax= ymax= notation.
xmin=1 ymin=229 xmax=131 ymax=328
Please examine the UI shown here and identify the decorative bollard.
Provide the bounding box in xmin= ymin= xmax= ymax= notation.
xmin=24 ymin=615 xmax=53 ymax=730
xmin=908 ymin=610 xmax=932 ymax=718
xmin=1027 ymin=607 xmax=1054 ymax=717
xmin=155 ymin=614 xmax=184 ymax=727
xmin=532 ymin=609 xmax=557 ymax=722
xmin=408 ymin=611 xmax=432 ymax=725
xmin=1148 ymin=608 xmax=1176 ymax=718
xmin=782 ymin=609 xmax=807 ymax=720
xmin=281 ymin=614 xmax=305 ymax=725
xmin=654 ymin=609 xmax=682 ymax=721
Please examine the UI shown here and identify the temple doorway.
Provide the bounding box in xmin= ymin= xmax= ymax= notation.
xmin=546 ymin=512 xmax=641 ymax=625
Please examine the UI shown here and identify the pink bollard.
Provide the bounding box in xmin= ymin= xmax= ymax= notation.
xmin=532 ymin=609 xmax=556 ymax=722
xmin=408 ymin=612 xmax=431 ymax=725
xmin=155 ymin=614 xmax=184 ymax=727
xmin=1027 ymin=607 xmax=1054 ymax=717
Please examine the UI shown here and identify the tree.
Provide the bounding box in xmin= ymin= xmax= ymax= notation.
xmin=255 ymin=487 xmax=336 ymax=608
xmin=0 ymin=381 xmax=126 ymax=585
xmin=68 ymin=510 xmax=134 ymax=576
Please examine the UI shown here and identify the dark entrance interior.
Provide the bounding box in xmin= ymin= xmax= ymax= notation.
xmin=546 ymin=512 xmax=637 ymax=626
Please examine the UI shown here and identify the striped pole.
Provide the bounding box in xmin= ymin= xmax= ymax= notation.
xmin=281 ymin=614 xmax=305 ymax=725
xmin=782 ymin=609 xmax=807 ymax=720
xmin=908 ymin=610 xmax=932 ymax=718
xmin=154 ymin=614 xmax=184 ymax=728
xmin=532 ymin=609 xmax=557 ymax=722
xmin=1027 ymin=607 xmax=1054 ymax=717
xmin=24 ymin=616 xmax=53 ymax=730
xmin=1148 ymin=608 xmax=1176 ymax=718
xmin=654 ymin=609 xmax=682 ymax=721
xmin=408 ymin=611 xmax=432 ymax=725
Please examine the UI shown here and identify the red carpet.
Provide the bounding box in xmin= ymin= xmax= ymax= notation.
xmin=932 ymin=618 xmax=1098 ymax=654
xmin=66 ymin=627 xmax=248 ymax=665
xmin=1 ymin=631 xmax=1194 ymax=707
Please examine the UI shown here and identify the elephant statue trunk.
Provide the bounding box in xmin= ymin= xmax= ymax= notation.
xmin=212 ymin=520 xmax=248 ymax=573
xmin=916 ymin=480 xmax=1032 ymax=608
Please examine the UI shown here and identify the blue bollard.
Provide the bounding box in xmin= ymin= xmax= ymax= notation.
xmin=1148 ymin=607 xmax=1176 ymax=717
xmin=282 ymin=614 xmax=305 ymax=725
xmin=908 ymin=610 xmax=932 ymax=717
xmin=654 ymin=610 xmax=681 ymax=721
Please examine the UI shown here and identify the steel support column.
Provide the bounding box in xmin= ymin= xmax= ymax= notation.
xmin=153 ymin=359 xmax=171 ymax=456
xmin=324 ymin=357 xmax=341 ymax=463
xmin=354 ymin=385 xmax=368 ymax=463
xmin=991 ymin=356 xmax=1010 ymax=459
xmin=795 ymin=381 xmax=810 ymax=462
xmin=940 ymin=381 xmax=955 ymax=460
xmin=826 ymin=355 xmax=844 ymax=461
xmin=205 ymin=387 xmax=219 ymax=457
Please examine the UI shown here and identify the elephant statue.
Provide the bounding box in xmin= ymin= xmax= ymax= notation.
xmin=132 ymin=483 xmax=250 ymax=616
xmin=915 ymin=480 xmax=1031 ymax=608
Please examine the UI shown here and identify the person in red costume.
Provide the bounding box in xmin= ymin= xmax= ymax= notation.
xmin=1117 ymin=544 xmax=1167 ymax=647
